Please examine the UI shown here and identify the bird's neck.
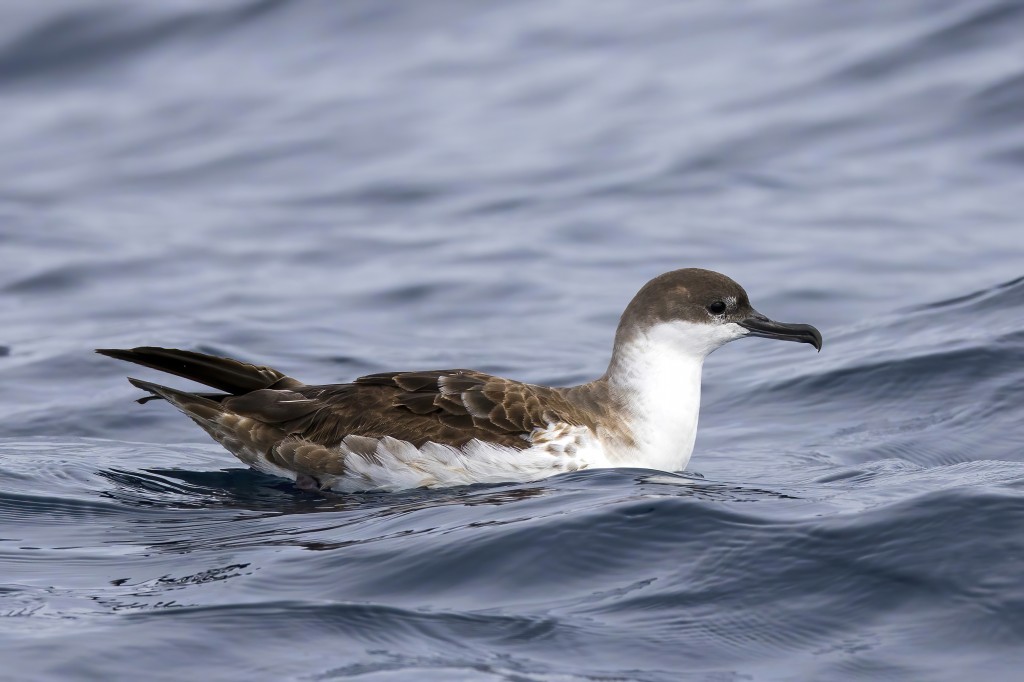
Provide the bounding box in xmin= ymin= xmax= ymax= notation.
xmin=606 ymin=336 xmax=704 ymax=471
xmin=569 ymin=326 xmax=708 ymax=472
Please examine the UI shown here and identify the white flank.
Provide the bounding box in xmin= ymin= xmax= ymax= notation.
xmin=325 ymin=424 xmax=603 ymax=493
xmin=204 ymin=408 xmax=605 ymax=493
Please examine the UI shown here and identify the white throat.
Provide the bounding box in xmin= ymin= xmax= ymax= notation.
xmin=604 ymin=320 xmax=745 ymax=472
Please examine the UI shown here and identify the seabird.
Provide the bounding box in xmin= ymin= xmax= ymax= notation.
xmin=98 ymin=268 xmax=822 ymax=492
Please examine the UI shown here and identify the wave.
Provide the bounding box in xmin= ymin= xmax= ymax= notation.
xmin=3 ymin=440 xmax=1023 ymax=680
xmin=0 ymin=0 xmax=285 ymax=85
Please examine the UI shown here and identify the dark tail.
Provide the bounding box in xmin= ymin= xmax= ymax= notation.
xmin=97 ymin=346 xmax=303 ymax=395
xmin=126 ymin=377 xmax=228 ymax=421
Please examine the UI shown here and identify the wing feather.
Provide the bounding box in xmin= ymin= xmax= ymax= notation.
xmin=223 ymin=369 xmax=586 ymax=449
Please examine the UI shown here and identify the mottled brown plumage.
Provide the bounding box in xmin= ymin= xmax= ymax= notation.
xmin=103 ymin=348 xmax=605 ymax=485
xmin=226 ymin=369 xmax=596 ymax=450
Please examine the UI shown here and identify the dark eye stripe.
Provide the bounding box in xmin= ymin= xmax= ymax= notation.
xmin=707 ymin=301 xmax=727 ymax=315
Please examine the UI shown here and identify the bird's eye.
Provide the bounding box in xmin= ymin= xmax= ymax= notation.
xmin=707 ymin=301 xmax=727 ymax=315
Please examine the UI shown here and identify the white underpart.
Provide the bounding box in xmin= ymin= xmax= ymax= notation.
xmin=604 ymin=320 xmax=747 ymax=472
xmin=326 ymin=424 xmax=603 ymax=493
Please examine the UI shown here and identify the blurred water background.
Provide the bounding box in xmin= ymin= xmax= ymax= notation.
xmin=1 ymin=1 xmax=1024 ymax=680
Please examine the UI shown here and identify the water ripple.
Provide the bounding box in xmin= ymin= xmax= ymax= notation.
xmin=3 ymin=0 xmax=1024 ymax=679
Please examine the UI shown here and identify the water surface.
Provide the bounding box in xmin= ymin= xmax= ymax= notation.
xmin=1 ymin=1 xmax=1023 ymax=680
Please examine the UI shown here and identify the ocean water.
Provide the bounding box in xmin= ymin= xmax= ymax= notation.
xmin=2 ymin=1 xmax=1024 ymax=679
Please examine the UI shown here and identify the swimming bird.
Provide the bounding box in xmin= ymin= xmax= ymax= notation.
xmin=98 ymin=268 xmax=821 ymax=492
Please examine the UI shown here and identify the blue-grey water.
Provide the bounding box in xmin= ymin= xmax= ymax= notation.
xmin=2 ymin=1 xmax=1024 ymax=680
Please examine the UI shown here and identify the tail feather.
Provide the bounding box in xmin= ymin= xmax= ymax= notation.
xmin=97 ymin=346 xmax=302 ymax=395
xmin=127 ymin=377 xmax=227 ymax=423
